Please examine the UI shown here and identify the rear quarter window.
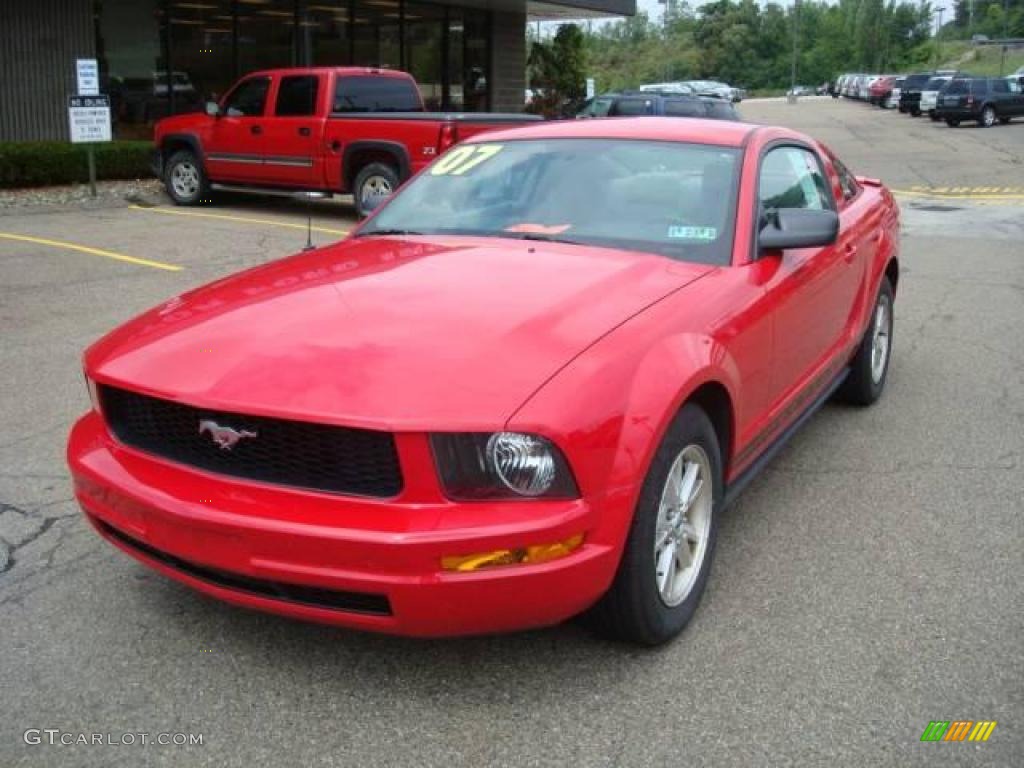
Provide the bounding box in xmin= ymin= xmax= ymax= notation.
xmin=609 ymin=99 xmax=653 ymax=116
xmin=334 ymin=76 xmax=422 ymax=113
xmin=663 ymin=100 xmax=705 ymax=117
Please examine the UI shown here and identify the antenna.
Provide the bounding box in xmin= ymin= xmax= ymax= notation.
xmin=294 ymin=190 xmax=328 ymax=251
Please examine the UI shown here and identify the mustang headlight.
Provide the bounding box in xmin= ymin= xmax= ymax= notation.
xmin=430 ymin=432 xmax=579 ymax=500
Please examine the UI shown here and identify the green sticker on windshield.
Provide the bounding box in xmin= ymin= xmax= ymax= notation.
xmin=430 ymin=144 xmax=504 ymax=176
xmin=667 ymin=226 xmax=717 ymax=241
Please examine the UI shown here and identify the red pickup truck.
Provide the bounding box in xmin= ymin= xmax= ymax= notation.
xmin=152 ymin=67 xmax=539 ymax=216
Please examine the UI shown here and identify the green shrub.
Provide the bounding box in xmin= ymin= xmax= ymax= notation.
xmin=0 ymin=141 xmax=153 ymax=189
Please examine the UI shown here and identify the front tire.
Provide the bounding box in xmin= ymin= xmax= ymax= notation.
xmin=163 ymin=150 xmax=208 ymax=206
xmin=839 ymin=276 xmax=894 ymax=406
xmin=353 ymin=162 xmax=400 ymax=218
xmin=979 ymin=105 xmax=996 ymax=127
xmin=587 ymin=404 xmax=722 ymax=645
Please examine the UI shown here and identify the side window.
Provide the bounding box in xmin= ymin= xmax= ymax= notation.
xmin=591 ymin=97 xmax=613 ymax=117
xmin=663 ymin=99 xmax=704 ymax=117
xmin=334 ymin=76 xmax=422 ymax=113
xmin=831 ymin=156 xmax=860 ymax=202
xmin=992 ymin=79 xmax=1009 ymax=94
xmin=972 ymin=80 xmax=988 ymax=96
xmin=759 ymin=146 xmax=832 ymax=211
xmin=609 ymin=98 xmax=652 ymax=116
xmin=223 ymin=77 xmax=270 ymax=117
xmin=275 ymin=75 xmax=319 ymax=117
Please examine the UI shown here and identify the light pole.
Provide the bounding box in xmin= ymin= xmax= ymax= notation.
xmin=933 ymin=7 xmax=944 ymax=69
xmin=791 ymin=0 xmax=799 ymax=92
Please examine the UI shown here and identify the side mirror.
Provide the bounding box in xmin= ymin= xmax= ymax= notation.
xmin=759 ymin=208 xmax=839 ymax=253
xmin=205 ymin=101 xmax=221 ymax=117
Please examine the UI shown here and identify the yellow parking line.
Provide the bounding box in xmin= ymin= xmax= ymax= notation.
xmin=0 ymin=232 xmax=182 ymax=272
xmin=129 ymin=204 xmax=351 ymax=236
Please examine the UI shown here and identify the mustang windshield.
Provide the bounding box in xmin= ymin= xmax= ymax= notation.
xmin=358 ymin=139 xmax=741 ymax=265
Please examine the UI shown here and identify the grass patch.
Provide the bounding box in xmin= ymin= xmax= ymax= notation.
xmin=941 ymin=44 xmax=1024 ymax=77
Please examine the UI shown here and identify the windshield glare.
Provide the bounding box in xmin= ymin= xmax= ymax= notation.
xmin=359 ymin=139 xmax=740 ymax=265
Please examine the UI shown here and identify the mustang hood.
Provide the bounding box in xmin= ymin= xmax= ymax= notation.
xmin=87 ymin=236 xmax=712 ymax=430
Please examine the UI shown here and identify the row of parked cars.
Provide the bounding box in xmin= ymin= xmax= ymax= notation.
xmin=835 ymin=69 xmax=1024 ymax=127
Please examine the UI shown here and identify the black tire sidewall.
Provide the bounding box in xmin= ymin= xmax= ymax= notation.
xmin=607 ymin=404 xmax=723 ymax=645
xmin=353 ymin=163 xmax=399 ymax=218
xmin=164 ymin=150 xmax=206 ymax=205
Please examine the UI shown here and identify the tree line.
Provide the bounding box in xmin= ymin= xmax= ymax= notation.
xmin=528 ymin=0 xmax=1024 ymax=106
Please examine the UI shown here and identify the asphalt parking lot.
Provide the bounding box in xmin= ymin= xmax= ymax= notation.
xmin=2 ymin=99 xmax=1022 ymax=767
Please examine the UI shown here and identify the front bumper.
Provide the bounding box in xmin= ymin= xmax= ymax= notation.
xmin=68 ymin=412 xmax=619 ymax=637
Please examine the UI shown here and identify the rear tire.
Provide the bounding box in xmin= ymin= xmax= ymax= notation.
xmin=164 ymin=150 xmax=209 ymax=206
xmin=353 ymin=162 xmax=400 ymax=218
xmin=999 ymin=116 xmax=1012 ymax=125
xmin=838 ymin=276 xmax=894 ymax=406
xmin=586 ymin=404 xmax=722 ymax=645
xmin=929 ymin=112 xmax=939 ymax=122
xmin=945 ymin=118 xmax=960 ymax=127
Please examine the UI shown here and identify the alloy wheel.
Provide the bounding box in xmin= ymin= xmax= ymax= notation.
xmin=171 ymin=162 xmax=200 ymax=198
xmin=653 ymin=444 xmax=713 ymax=607
xmin=870 ymin=293 xmax=892 ymax=384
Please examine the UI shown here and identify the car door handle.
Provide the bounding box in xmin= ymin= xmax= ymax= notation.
xmin=250 ymin=125 xmax=262 ymax=135
xmin=298 ymin=126 xmax=311 ymax=137
xmin=842 ymin=243 xmax=858 ymax=263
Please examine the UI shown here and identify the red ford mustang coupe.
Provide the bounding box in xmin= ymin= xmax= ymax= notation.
xmin=68 ymin=118 xmax=899 ymax=644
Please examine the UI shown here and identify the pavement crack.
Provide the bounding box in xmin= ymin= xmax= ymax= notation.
xmin=0 ymin=500 xmax=76 ymax=576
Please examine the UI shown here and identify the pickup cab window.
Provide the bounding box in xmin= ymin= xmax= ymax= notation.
xmin=334 ymin=76 xmax=422 ymax=113
xmin=224 ymin=77 xmax=270 ymax=117
xmin=276 ymin=75 xmax=319 ymax=117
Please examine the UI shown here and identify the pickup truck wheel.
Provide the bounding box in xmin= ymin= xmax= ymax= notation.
xmin=164 ymin=150 xmax=208 ymax=205
xmin=353 ymin=163 xmax=399 ymax=218
xmin=946 ymin=118 xmax=960 ymax=127
xmin=585 ymin=404 xmax=722 ymax=645
xmin=839 ymin=276 xmax=894 ymax=406
xmin=979 ymin=105 xmax=996 ymax=127
xmin=928 ymin=112 xmax=939 ymax=121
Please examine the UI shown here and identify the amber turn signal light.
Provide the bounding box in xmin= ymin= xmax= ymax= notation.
xmin=441 ymin=534 xmax=584 ymax=572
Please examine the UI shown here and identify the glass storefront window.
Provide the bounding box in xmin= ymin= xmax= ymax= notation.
xmin=404 ymin=3 xmax=444 ymax=109
xmin=168 ymin=0 xmax=235 ymax=106
xmin=305 ymin=1 xmax=351 ymax=65
xmin=237 ymin=0 xmax=296 ymax=74
xmin=95 ymin=0 xmax=493 ymax=139
xmin=95 ymin=0 xmax=166 ymax=138
xmin=463 ymin=9 xmax=489 ymax=111
xmin=352 ymin=0 xmax=401 ymax=70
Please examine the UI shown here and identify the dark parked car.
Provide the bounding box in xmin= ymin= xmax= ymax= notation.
xmin=576 ymin=92 xmax=740 ymax=121
xmin=935 ymin=77 xmax=1024 ymax=127
xmin=898 ymin=72 xmax=935 ymax=115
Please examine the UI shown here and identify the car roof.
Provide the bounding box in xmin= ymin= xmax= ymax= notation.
xmin=466 ymin=116 xmax=761 ymax=148
xmin=243 ymin=66 xmax=413 ymax=80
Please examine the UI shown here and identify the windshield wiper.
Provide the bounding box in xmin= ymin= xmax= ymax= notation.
xmin=354 ymin=228 xmax=424 ymax=238
xmin=503 ymin=232 xmax=585 ymax=246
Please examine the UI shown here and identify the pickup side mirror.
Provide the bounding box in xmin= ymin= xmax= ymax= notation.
xmin=205 ymin=101 xmax=221 ymax=117
xmin=759 ymin=208 xmax=839 ymax=253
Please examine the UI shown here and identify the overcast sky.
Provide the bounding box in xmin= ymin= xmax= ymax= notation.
xmin=564 ymin=0 xmax=953 ymax=31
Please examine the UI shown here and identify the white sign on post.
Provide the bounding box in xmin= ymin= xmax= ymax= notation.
xmin=76 ymin=58 xmax=99 ymax=96
xmin=68 ymin=95 xmax=112 ymax=143
xmin=586 ymin=78 xmax=596 ymax=100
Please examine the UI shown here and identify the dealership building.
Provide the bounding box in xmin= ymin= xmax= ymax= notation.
xmin=0 ymin=0 xmax=633 ymax=142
